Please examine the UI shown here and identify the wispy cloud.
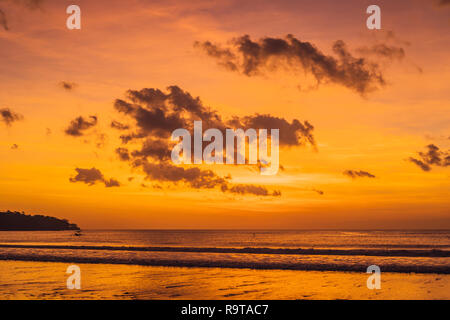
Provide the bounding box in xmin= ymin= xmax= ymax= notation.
xmin=409 ymin=144 xmax=450 ymax=171
xmin=343 ymin=170 xmax=376 ymax=179
xmin=0 ymin=108 xmax=23 ymax=126
xmin=64 ymin=115 xmax=98 ymax=137
xmin=195 ymin=34 xmax=399 ymax=95
xmin=69 ymin=167 xmax=120 ymax=188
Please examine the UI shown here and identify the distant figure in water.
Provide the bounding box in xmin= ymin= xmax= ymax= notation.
xmin=74 ymin=230 xmax=82 ymax=237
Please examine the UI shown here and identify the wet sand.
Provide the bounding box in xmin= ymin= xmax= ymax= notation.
xmin=0 ymin=260 xmax=448 ymax=300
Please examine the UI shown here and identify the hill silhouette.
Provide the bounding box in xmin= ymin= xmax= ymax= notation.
xmin=0 ymin=211 xmax=80 ymax=231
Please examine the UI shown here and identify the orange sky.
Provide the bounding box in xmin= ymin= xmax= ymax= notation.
xmin=0 ymin=0 xmax=449 ymax=229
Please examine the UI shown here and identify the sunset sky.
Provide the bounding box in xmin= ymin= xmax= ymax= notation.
xmin=0 ymin=0 xmax=449 ymax=229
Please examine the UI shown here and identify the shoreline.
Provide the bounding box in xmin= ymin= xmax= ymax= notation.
xmin=1 ymin=255 xmax=449 ymax=274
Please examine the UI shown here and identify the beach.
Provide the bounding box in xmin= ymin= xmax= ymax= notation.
xmin=1 ymin=260 xmax=449 ymax=300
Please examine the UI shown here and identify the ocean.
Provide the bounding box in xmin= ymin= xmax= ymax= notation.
xmin=0 ymin=230 xmax=449 ymax=299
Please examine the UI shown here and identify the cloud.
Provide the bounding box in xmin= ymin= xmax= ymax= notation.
xmin=59 ymin=81 xmax=77 ymax=91
xmin=356 ymin=43 xmax=405 ymax=61
xmin=69 ymin=167 xmax=120 ymax=188
xmin=312 ymin=188 xmax=324 ymax=195
xmin=343 ymin=170 xmax=376 ymax=179
xmin=139 ymin=160 xmax=228 ymax=189
xmin=137 ymin=160 xmax=276 ymax=196
xmin=64 ymin=115 xmax=98 ymax=136
xmin=222 ymin=183 xmax=281 ymax=197
xmin=111 ymin=120 xmax=130 ymax=130
xmin=409 ymin=144 xmax=450 ymax=171
xmin=232 ymin=114 xmax=316 ymax=147
xmin=131 ymin=138 xmax=172 ymax=161
xmin=115 ymin=147 xmax=130 ymax=161
xmin=104 ymin=178 xmax=120 ymax=188
xmin=437 ymin=0 xmax=450 ymax=6
xmin=195 ymin=34 xmax=389 ymax=95
xmin=115 ymin=85 xmax=315 ymax=147
xmin=112 ymin=86 xmax=309 ymax=196
xmin=0 ymin=108 xmax=23 ymax=126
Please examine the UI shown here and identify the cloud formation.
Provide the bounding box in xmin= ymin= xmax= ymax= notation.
xmin=112 ymin=86 xmax=302 ymax=196
xmin=343 ymin=170 xmax=376 ymax=179
xmin=0 ymin=108 xmax=23 ymax=126
xmin=69 ymin=167 xmax=120 ymax=188
xmin=409 ymin=144 xmax=450 ymax=171
xmin=65 ymin=115 xmax=98 ymax=136
xmin=115 ymin=85 xmax=315 ymax=147
xmin=195 ymin=34 xmax=389 ymax=95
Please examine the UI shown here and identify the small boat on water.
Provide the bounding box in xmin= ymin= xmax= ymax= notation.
xmin=74 ymin=230 xmax=82 ymax=236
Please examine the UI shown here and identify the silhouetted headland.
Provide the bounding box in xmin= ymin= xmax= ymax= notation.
xmin=0 ymin=211 xmax=80 ymax=231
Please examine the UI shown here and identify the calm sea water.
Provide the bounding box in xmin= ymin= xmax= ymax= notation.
xmin=0 ymin=230 xmax=449 ymax=273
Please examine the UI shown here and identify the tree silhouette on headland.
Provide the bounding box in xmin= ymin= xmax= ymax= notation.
xmin=0 ymin=211 xmax=80 ymax=231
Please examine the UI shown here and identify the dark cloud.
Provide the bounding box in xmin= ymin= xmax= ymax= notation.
xmin=233 ymin=114 xmax=316 ymax=147
xmin=115 ymin=147 xmax=130 ymax=161
xmin=0 ymin=108 xmax=23 ymax=126
xmin=69 ymin=168 xmax=103 ymax=185
xmin=196 ymin=34 xmax=388 ymax=95
xmin=409 ymin=144 xmax=450 ymax=171
xmin=64 ymin=115 xmax=98 ymax=137
xmin=343 ymin=170 xmax=376 ymax=179
xmin=59 ymin=81 xmax=77 ymax=91
xmin=69 ymin=167 xmax=120 ymax=188
xmin=408 ymin=158 xmax=430 ymax=172
xmin=437 ymin=0 xmax=450 ymax=6
xmin=222 ymin=183 xmax=281 ymax=197
xmin=194 ymin=41 xmax=238 ymax=71
xmin=138 ymin=160 xmax=276 ymax=196
xmin=140 ymin=161 xmax=228 ymax=189
xmin=115 ymin=85 xmax=314 ymax=147
xmin=104 ymin=178 xmax=120 ymax=188
xmin=131 ymin=138 xmax=172 ymax=161
xmin=112 ymin=85 xmax=316 ymax=196
xmin=111 ymin=120 xmax=130 ymax=130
